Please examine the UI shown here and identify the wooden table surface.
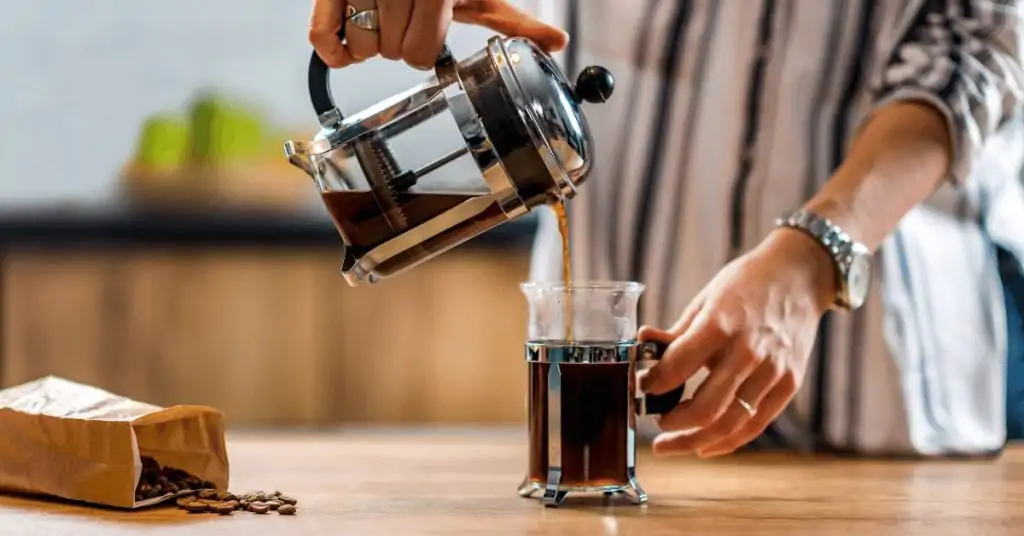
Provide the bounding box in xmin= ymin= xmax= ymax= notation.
xmin=1 ymin=427 xmax=1022 ymax=535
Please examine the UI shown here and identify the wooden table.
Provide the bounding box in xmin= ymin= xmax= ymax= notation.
xmin=1 ymin=427 xmax=1022 ymax=535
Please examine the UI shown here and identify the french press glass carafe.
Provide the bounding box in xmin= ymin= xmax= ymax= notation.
xmin=285 ymin=30 xmax=614 ymax=286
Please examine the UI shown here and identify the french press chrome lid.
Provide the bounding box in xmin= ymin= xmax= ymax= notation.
xmin=285 ymin=31 xmax=614 ymax=285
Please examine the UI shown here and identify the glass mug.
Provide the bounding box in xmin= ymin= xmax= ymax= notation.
xmin=516 ymin=281 xmax=686 ymax=507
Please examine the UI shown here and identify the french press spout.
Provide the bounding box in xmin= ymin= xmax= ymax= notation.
xmin=284 ymin=28 xmax=614 ymax=286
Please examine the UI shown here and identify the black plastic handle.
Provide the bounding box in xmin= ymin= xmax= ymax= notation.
xmin=639 ymin=340 xmax=688 ymax=415
xmin=307 ymin=25 xmax=455 ymax=121
xmin=309 ymin=27 xmax=346 ymax=119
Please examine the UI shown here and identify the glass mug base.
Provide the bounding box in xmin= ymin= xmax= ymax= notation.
xmin=517 ymin=475 xmax=647 ymax=507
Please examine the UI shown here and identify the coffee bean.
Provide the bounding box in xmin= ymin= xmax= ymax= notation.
xmin=210 ymin=501 xmax=235 ymax=515
xmin=220 ymin=492 xmax=237 ymax=502
xmin=176 ymin=497 xmax=193 ymax=509
xmin=249 ymin=502 xmax=270 ymax=514
xmin=134 ymin=457 xmax=218 ymax=507
xmin=185 ymin=501 xmax=209 ymax=514
xmin=239 ymin=500 xmax=250 ymax=510
xmin=267 ymin=500 xmax=283 ymax=510
xmin=270 ymin=490 xmax=282 ymax=497
xmin=198 ymin=489 xmax=219 ymax=500
xmin=279 ymin=496 xmax=297 ymax=506
xmin=277 ymin=504 xmax=297 ymax=515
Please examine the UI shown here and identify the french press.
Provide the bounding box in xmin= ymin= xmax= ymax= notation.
xmin=284 ymin=30 xmax=615 ymax=286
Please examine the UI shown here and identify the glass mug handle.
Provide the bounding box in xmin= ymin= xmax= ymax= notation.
xmin=636 ymin=340 xmax=688 ymax=415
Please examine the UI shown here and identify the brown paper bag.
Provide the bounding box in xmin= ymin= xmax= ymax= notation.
xmin=0 ymin=376 xmax=229 ymax=509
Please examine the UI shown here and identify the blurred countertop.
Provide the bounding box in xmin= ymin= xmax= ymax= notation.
xmin=0 ymin=201 xmax=538 ymax=251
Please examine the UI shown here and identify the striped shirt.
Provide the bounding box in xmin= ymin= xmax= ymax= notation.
xmin=525 ymin=0 xmax=1024 ymax=455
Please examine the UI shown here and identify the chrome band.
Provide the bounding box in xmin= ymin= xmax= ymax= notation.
xmin=735 ymin=397 xmax=757 ymax=417
xmin=524 ymin=342 xmax=638 ymax=364
xmin=346 ymin=5 xmax=379 ymax=31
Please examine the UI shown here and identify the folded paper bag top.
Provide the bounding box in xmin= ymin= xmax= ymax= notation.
xmin=0 ymin=376 xmax=229 ymax=509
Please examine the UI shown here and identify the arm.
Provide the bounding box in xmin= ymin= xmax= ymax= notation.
xmin=772 ymin=0 xmax=1024 ymax=307
xmin=641 ymin=0 xmax=1024 ymax=457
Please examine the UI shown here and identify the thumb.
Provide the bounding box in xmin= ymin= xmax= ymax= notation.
xmin=454 ymin=0 xmax=569 ymax=52
xmin=637 ymin=325 xmax=676 ymax=346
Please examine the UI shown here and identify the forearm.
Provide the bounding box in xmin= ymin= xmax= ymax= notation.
xmin=759 ymin=101 xmax=955 ymax=312
xmin=800 ymin=100 xmax=954 ymax=252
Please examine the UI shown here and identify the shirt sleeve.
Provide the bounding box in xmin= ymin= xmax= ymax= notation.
xmin=869 ymin=0 xmax=1024 ymax=186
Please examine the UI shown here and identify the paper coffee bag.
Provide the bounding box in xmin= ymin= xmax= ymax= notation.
xmin=0 ymin=376 xmax=228 ymax=509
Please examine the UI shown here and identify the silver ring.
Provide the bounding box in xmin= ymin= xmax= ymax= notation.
xmin=346 ymin=5 xmax=379 ymax=31
xmin=735 ymin=397 xmax=757 ymax=417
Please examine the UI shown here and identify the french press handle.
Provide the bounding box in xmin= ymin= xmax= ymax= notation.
xmin=637 ymin=340 xmax=688 ymax=415
xmin=308 ymin=25 xmax=455 ymax=124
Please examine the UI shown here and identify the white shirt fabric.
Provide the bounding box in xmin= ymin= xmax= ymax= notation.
xmin=524 ymin=0 xmax=1024 ymax=455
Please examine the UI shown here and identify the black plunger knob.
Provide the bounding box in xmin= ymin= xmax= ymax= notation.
xmin=574 ymin=66 xmax=615 ymax=103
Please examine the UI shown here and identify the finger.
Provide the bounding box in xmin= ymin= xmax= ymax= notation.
xmin=735 ymin=354 xmax=786 ymax=409
xmin=636 ymin=326 xmax=677 ymax=391
xmin=656 ymin=339 xmax=761 ymax=431
xmin=310 ymin=0 xmax=357 ymax=68
xmin=637 ymin=325 xmax=675 ymax=346
xmin=696 ymin=374 xmax=799 ymax=457
xmin=667 ymin=293 xmax=705 ymax=336
xmin=649 ymin=358 xmax=781 ymax=455
xmin=651 ymin=401 xmax=752 ymax=456
xmin=636 ymin=325 xmax=722 ymax=376
xmin=640 ymin=310 xmax=730 ymax=396
xmin=345 ymin=0 xmax=381 ymax=61
xmin=378 ymin=0 xmax=413 ymax=60
xmin=454 ymin=0 xmax=569 ymax=52
xmin=403 ymin=0 xmax=453 ymax=69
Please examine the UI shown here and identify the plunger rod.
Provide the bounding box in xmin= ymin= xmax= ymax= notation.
xmin=389 ymin=146 xmax=470 ymax=192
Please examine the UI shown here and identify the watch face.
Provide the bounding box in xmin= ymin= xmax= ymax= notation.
xmin=846 ymin=252 xmax=872 ymax=308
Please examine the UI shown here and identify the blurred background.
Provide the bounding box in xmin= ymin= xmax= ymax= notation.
xmin=0 ymin=1 xmax=540 ymax=425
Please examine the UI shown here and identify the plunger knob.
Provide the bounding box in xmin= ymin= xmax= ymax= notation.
xmin=574 ymin=66 xmax=615 ymax=103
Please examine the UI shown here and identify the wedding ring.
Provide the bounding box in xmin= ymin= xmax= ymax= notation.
xmin=735 ymin=397 xmax=757 ymax=417
xmin=346 ymin=5 xmax=380 ymax=31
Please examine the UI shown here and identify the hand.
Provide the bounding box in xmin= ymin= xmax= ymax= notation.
xmin=309 ymin=0 xmax=569 ymax=70
xmin=638 ymin=228 xmax=837 ymax=457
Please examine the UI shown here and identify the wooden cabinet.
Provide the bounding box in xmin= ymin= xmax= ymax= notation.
xmin=1 ymin=248 xmax=532 ymax=426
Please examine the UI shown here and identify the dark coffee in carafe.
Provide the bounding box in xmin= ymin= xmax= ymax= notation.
xmin=320 ymin=191 xmax=506 ymax=277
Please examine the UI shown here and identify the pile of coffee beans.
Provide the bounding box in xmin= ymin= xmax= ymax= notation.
xmin=176 ymin=489 xmax=298 ymax=516
xmin=135 ymin=456 xmax=216 ymax=501
xmin=137 ymin=456 xmax=298 ymax=516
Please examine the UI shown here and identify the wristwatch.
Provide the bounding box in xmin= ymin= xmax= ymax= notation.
xmin=775 ymin=210 xmax=872 ymax=311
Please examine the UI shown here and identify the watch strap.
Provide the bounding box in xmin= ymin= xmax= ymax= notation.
xmin=775 ymin=210 xmax=865 ymax=310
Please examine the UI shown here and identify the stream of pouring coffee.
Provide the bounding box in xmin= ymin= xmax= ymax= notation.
xmin=552 ymin=199 xmax=573 ymax=341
